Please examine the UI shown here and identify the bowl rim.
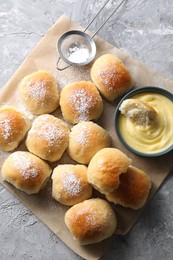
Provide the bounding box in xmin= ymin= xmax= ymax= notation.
xmin=114 ymin=86 xmax=173 ymax=157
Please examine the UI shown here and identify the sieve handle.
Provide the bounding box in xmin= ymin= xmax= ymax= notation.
xmin=84 ymin=0 xmax=127 ymax=38
xmin=83 ymin=0 xmax=110 ymax=33
xmin=56 ymin=56 xmax=70 ymax=71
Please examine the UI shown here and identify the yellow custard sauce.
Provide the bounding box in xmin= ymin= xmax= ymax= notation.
xmin=118 ymin=92 xmax=173 ymax=154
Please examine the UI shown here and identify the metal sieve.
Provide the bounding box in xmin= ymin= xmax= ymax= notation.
xmin=56 ymin=0 xmax=127 ymax=70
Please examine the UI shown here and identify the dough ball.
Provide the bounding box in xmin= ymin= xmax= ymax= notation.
xmin=106 ymin=166 xmax=151 ymax=210
xmin=0 ymin=106 xmax=31 ymax=151
xmin=87 ymin=148 xmax=132 ymax=193
xmin=1 ymin=151 xmax=52 ymax=194
xmin=26 ymin=114 xmax=69 ymax=162
xmin=91 ymin=54 xmax=133 ymax=101
xmin=51 ymin=164 xmax=92 ymax=206
xmin=65 ymin=198 xmax=117 ymax=245
xmin=67 ymin=121 xmax=111 ymax=164
xmin=60 ymin=81 xmax=103 ymax=124
xmin=19 ymin=71 xmax=59 ymax=115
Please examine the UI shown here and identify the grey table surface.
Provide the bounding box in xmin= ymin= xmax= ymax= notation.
xmin=0 ymin=0 xmax=173 ymax=259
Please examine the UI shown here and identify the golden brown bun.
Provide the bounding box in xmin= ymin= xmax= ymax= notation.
xmin=65 ymin=198 xmax=117 ymax=245
xmin=90 ymin=54 xmax=133 ymax=101
xmin=60 ymin=81 xmax=103 ymax=124
xmin=19 ymin=71 xmax=60 ymax=115
xmin=119 ymin=98 xmax=157 ymax=126
xmin=106 ymin=165 xmax=151 ymax=210
xmin=1 ymin=151 xmax=52 ymax=194
xmin=0 ymin=106 xmax=31 ymax=151
xmin=67 ymin=121 xmax=111 ymax=164
xmin=26 ymin=114 xmax=70 ymax=162
xmin=52 ymin=164 xmax=92 ymax=206
xmin=87 ymin=148 xmax=132 ymax=193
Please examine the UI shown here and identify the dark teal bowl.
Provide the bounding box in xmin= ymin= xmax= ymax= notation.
xmin=114 ymin=86 xmax=173 ymax=157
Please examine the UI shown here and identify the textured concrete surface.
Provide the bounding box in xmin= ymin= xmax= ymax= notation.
xmin=0 ymin=0 xmax=173 ymax=259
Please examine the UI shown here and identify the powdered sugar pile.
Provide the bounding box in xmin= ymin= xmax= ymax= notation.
xmin=12 ymin=153 xmax=38 ymax=180
xmin=67 ymin=45 xmax=89 ymax=64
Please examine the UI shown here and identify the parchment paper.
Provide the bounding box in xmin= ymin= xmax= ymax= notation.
xmin=0 ymin=15 xmax=173 ymax=260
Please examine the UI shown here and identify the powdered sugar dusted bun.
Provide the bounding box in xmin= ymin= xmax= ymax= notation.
xmin=60 ymin=81 xmax=103 ymax=124
xmin=106 ymin=166 xmax=151 ymax=210
xmin=90 ymin=54 xmax=133 ymax=101
xmin=67 ymin=121 xmax=111 ymax=164
xmin=1 ymin=151 xmax=52 ymax=194
xmin=0 ymin=106 xmax=31 ymax=151
xmin=65 ymin=198 xmax=117 ymax=245
xmin=87 ymin=148 xmax=132 ymax=193
xmin=19 ymin=71 xmax=59 ymax=115
xmin=52 ymin=164 xmax=92 ymax=206
xmin=26 ymin=114 xmax=70 ymax=162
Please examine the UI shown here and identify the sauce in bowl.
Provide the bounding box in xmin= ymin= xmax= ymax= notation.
xmin=116 ymin=87 xmax=173 ymax=156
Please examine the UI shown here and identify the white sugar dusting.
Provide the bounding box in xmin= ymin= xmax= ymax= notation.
xmin=77 ymin=207 xmax=99 ymax=228
xmin=75 ymin=124 xmax=90 ymax=148
xmin=0 ymin=119 xmax=12 ymax=140
xmin=98 ymin=68 xmax=115 ymax=91
xmin=62 ymin=169 xmax=82 ymax=196
xmin=68 ymin=86 xmax=98 ymax=121
xmin=12 ymin=153 xmax=38 ymax=180
xmin=29 ymin=116 xmax=66 ymax=147
xmin=85 ymin=210 xmax=98 ymax=226
xmin=97 ymin=65 xmax=125 ymax=92
xmin=24 ymin=79 xmax=48 ymax=103
xmin=57 ymin=67 xmax=91 ymax=90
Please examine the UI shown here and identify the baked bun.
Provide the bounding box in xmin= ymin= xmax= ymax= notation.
xmin=26 ymin=114 xmax=69 ymax=162
xmin=119 ymin=98 xmax=157 ymax=126
xmin=0 ymin=106 xmax=31 ymax=151
xmin=65 ymin=198 xmax=117 ymax=245
xmin=87 ymin=148 xmax=132 ymax=193
xmin=60 ymin=81 xmax=103 ymax=124
xmin=51 ymin=164 xmax=92 ymax=206
xmin=1 ymin=151 xmax=52 ymax=194
xmin=90 ymin=54 xmax=133 ymax=101
xmin=67 ymin=121 xmax=111 ymax=164
xmin=106 ymin=166 xmax=151 ymax=210
xmin=19 ymin=71 xmax=59 ymax=115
